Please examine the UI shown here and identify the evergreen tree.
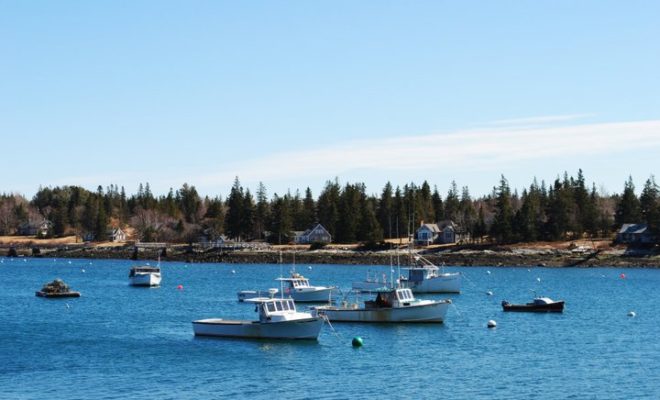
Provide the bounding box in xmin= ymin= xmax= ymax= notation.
xmin=178 ymin=183 xmax=201 ymax=223
xmin=458 ymin=186 xmax=476 ymax=241
xmin=317 ymin=179 xmax=341 ymax=237
xmin=444 ymin=181 xmax=460 ymax=222
xmin=377 ymin=182 xmax=394 ymax=239
xmin=336 ymin=183 xmax=361 ymax=243
xmin=359 ymin=195 xmax=383 ymax=245
xmin=432 ymin=186 xmax=444 ymax=223
xmin=225 ymin=177 xmax=245 ymax=240
xmin=269 ymin=193 xmax=292 ymax=244
xmin=241 ymin=189 xmax=255 ymax=240
xmin=640 ymin=176 xmax=660 ymax=239
xmin=490 ymin=175 xmax=515 ymax=243
xmin=254 ymin=182 xmax=270 ymax=240
xmin=301 ymin=187 xmax=316 ymax=228
xmin=417 ymin=181 xmax=435 ymax=224
xmin=615 ymin=176 xmax=641 ymax=226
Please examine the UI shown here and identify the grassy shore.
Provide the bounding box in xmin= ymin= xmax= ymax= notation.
xmin=1 ymin=236 xmax=659 ymax=267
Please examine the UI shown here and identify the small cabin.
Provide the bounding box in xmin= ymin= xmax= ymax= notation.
xmin=366 ymin=288 xmax=416 ymax=309
xmin=257 ymin=298 xmax=298 ymax=322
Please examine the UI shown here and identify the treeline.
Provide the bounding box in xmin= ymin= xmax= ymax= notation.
xmin=0 ymin=170 xmax=658 ymax=245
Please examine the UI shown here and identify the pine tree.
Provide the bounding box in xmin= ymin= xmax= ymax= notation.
xmin=432 ymin=186 xmax=444 ymax=223
xmin=640 ymin=176 xmax=660 ymax=240
xmin=615 ymin=176 xmax=641 ymax=226
xmin=269 ymin=193 xmax=292 ymax=244
xmin=377 ymin=182 xmax=394 ymax=239
xmin=254 ymin=182 xmax=270 ymax=240
xmin=444 ymin=181 xmax=460 ymax=222
xmin=490 ymin=175 xmax=515 ymax=243
xmin=224 ymin=177 xmax=244 ymax=240
xmin=241 ymin=189 xmax=255 ymax=240
xmin=317 ymin=179 xmax=340 ymax=237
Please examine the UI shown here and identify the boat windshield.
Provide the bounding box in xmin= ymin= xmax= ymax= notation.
xmin=397 ymin=289 xmax=414 ymax=301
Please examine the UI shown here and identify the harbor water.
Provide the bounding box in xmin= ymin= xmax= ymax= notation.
xmin=1 ymin=257 xmax=658 ymax=399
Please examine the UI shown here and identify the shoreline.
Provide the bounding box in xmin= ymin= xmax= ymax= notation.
xmin=3 ymin=244 xmax=659 ymax=268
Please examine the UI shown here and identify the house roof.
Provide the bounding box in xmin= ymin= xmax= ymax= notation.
xmin=618 ymin=223 xmax=648 ymax=234
xmin=417 ymin=223 xmax=440 ymax=233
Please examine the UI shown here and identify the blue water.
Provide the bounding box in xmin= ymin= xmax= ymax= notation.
xmin=0 ymin=257 xmax=658 ymax=399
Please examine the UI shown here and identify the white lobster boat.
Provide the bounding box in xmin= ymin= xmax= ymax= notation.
xmin=314 ymin=287 xmax=451 ymax=323
xmin=275 ymin=273 xmax=335 ymax=302
xmin=193 ymin=297 xmax=323 ymax=340
xmin=128 ymin=265 xmax=162 ymax=287
xmin=399 ymin=255 xmax=461 ymax=293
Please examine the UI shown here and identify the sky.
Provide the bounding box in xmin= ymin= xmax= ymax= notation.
xmin=1 ymin=1 xmax=659 ymax=200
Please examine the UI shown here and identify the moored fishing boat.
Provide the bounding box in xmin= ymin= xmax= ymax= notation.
xmin=129 ymin=265 xmax=162 ymax=287
xmin=501 ymin=297 xmax=565 ymax=312
xmin=276 ymin=273 xmax=336 ymax=302
xmin=192 ymin=297 xmax=323 ymax=340
xmin=314 ymin=287 xmax=451 ymax=323
xmin=399 ymin=254 xmax=461 ymax=293
xmin=36 ymin=279 xmax=80 ymax=298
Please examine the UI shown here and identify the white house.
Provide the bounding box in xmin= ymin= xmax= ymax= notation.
xmin=108 ymin=227 xmax=127 ymax=242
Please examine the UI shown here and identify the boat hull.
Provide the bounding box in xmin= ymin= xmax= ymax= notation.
xmin=316 ymin=301 xmax=450 ymax=323
xmin=502 ymin=301 xmax=565 ymax=313
xmin=288 ymin=287 xmax=335 ymax=302
xmin=129 ymin=273 xmax=162 ymax=287
xmin=400 ymin=273 xmax=461 ymax=293
xmin=35 ymin=291 xmax=81 ymax=298
xmin=192 ymin=317 xmax=323 ymax=340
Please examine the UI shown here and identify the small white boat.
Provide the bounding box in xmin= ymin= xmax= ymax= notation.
xmin=192 ymin=297 xmax=323 ymax=340
xmin=276 ymin=273 xmax=335 ymax=302
xmin=237 ymin=288 xmax=279 ymax=302
xmin=399 ymin=255 xmax=461 ymax=293
xmin=128 ymin=265 xmax=162 ymax=287
xmin=314 ymin=287 xmax=451 ymax=323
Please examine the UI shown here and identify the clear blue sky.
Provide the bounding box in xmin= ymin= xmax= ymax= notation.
xmin=1 ymin=1 xmax=659 ymax=199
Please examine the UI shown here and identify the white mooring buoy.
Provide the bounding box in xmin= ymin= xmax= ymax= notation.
xmin=487 ymin=320 xmax=497 ymax=328
xmin=628 ymin=311 xmax=636 ymax=317
xmin=486 ymin=291 xmax=493 ymax=296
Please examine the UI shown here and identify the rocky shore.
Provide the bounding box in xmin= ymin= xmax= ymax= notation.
xmin=4 ymin=243 xmax=659 ymax=268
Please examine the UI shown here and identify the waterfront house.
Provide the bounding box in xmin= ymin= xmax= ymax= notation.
xmin=415 ymin=223 xmax=441 ymax=246
xmin=437 ymin=220 xmax=470 ymax=244
xmin=108 ymin=227 xmax=127 ymax=242
xmin=18 ymin=219 xmax=53 ymax=237
xmin=616 ymin=223 xmax=655 ymax=244
xmin=295 ymin=224 xmax=332 ymax=244
xmin=415 ymin=220 xmax=469 ymax=245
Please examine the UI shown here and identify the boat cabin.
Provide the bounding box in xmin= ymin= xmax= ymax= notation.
xmin=129 ymin=266 xmax=161 ymax=277
xmin=246 ymin=298 xmax=300 ymax=322
xmin=365 ymin=288 xmax=416 ymax=309
xmin=277 ymin=274 xmax=311 ymax=289
xmin=532 ymin=297 xmax=555 ymax=305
